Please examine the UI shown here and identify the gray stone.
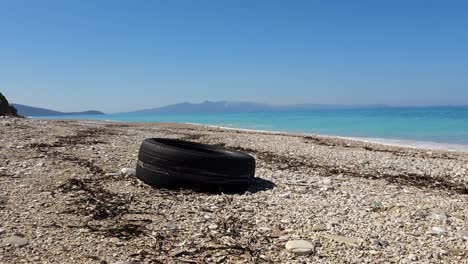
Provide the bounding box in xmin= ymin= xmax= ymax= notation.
xmin=285 ymin=240 xmax=314 ymax=255
xmin=370 ymin=238 xmax=381 ymax=247
xmin=164 ymin=223 xmax=177 ymax=230
xmin=0 ymin=236 xmax=29 ymax=247
xmin=311 ymin=224 xmax=326 ymax=232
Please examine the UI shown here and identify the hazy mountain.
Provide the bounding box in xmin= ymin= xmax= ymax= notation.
xmin=12 ymin=104 xmax=105 ymax=117
xmin=124 ymin=101 xmax=390 ymax=115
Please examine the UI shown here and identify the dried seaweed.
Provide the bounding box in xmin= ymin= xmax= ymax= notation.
xmin=232 ymin=146 xmax=468 ymax=195
xmin=57 ymin=178 xmax=130 ymax=220
xmin=28 ymin=128 xmax=108 ymax=149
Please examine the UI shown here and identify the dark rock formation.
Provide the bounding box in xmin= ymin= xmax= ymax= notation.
xmin=0 ymin=93 xmax=20 ymax=117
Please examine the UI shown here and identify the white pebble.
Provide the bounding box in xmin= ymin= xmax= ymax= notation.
xmin=120 ymin=168 xmax=136 ymax=176
xmin=322 ymin=178 xmax=332 ymax=186
xmin=285 ymin=240 xmax=314 ymax=255
xmin=428 ymin=226 xmax=448 ymax=235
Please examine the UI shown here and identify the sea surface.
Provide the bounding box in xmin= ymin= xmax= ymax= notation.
xmin=36 ymin=106 xmax=468 ymax=152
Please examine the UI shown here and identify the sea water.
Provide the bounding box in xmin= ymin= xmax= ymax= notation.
xmin=37 ymin=106 xmax=468 ymax=152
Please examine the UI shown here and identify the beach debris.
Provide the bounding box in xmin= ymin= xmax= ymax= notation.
xmin=0 ymin=236 xmax=29 ymax=247
xmin=433 ymin=212 xmax=448 ymax=221
xmin=120 ymin=168 xmax=136 ymax=176
xmin=323 ymin=234 xmax=362 ymax=247
xmin=285 ymin=240 xmax=314 ymax=254
xmin=428 ymin=226 xmax=448 ymax=235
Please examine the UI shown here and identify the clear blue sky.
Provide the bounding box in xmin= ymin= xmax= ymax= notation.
xmin=1 ymin=0 xmax=467 ymax=113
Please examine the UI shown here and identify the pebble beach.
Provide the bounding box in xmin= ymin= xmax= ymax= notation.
xmin=0 ymin=117 xmax=467 ymax=263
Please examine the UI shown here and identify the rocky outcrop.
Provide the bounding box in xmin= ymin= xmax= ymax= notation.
xmin=0 ymin=92 xmax=20 ymax=116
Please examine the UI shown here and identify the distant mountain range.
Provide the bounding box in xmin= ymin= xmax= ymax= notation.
xmin=12 ymin=104 xmax=105 ymax=117
xmin=124 ymin=101 xmax=390 ymax=115
xmin=12 ymin=101 xmax=392 ymax=117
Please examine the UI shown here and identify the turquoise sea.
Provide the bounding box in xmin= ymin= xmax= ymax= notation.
xmin=37 ymin=106 xmax=468 ymax=152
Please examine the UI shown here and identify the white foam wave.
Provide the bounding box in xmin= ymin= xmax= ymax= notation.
xmin=186 ymin=123 xmax=468 ymax=153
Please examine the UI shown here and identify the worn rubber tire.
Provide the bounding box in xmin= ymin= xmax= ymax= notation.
xmin=136 ymin=138 xmax=255 ymax=191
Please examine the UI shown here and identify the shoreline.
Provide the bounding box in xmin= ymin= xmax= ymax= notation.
xmin=186 ymin=122 xmax=468 ymax=153
xmin=32 ymin=117 xmax=468 ymax=153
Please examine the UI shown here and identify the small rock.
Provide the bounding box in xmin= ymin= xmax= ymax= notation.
xmin=112 ymin=262 xmax=140 ymax=264
xmin=323 ymin=234 xmax=361 ymax=247
xmin=208 ymin=224 xmax=218 ymax=230
xmin=428 ymin=226 xmax=448 ymax=235
xmin=105 ymin=172 xmax=121 ymax=177
xmin=258 ymin=227 xmax=271 ymax=232
xmin=36 ymin=162 xmax=44 ymax=167
xmin=215 ymin=256 xmax=226 ymax=263
xmin=408 ymin=253 xmax=417 ymax=261
xmin=322 ymin=178 xmax=332 ymax=186
xmin=120 ymin=168 xmax=136 ymax=176
xmin=278 ymin=235 xmax=289 ymax=242
xmin=109 ymin=237 xmax=120 ymax=243
xmin=370 ymin=238 xmax=381 ymax=247
xmin=285 ymin=240 xmax=314 ymax=255
xmin=0 ymin=236 xmax=29 ymax=247
xmin=164 ymin=223 xmax=177 ymax=230
xmin=370 ymin=201 xmax=383 ymax=208
xmin=311 ymin=224 xmax=326 ymax=232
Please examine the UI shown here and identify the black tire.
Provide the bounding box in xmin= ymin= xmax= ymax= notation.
xmin=135 ymin=138 xmax=255 ymax=191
